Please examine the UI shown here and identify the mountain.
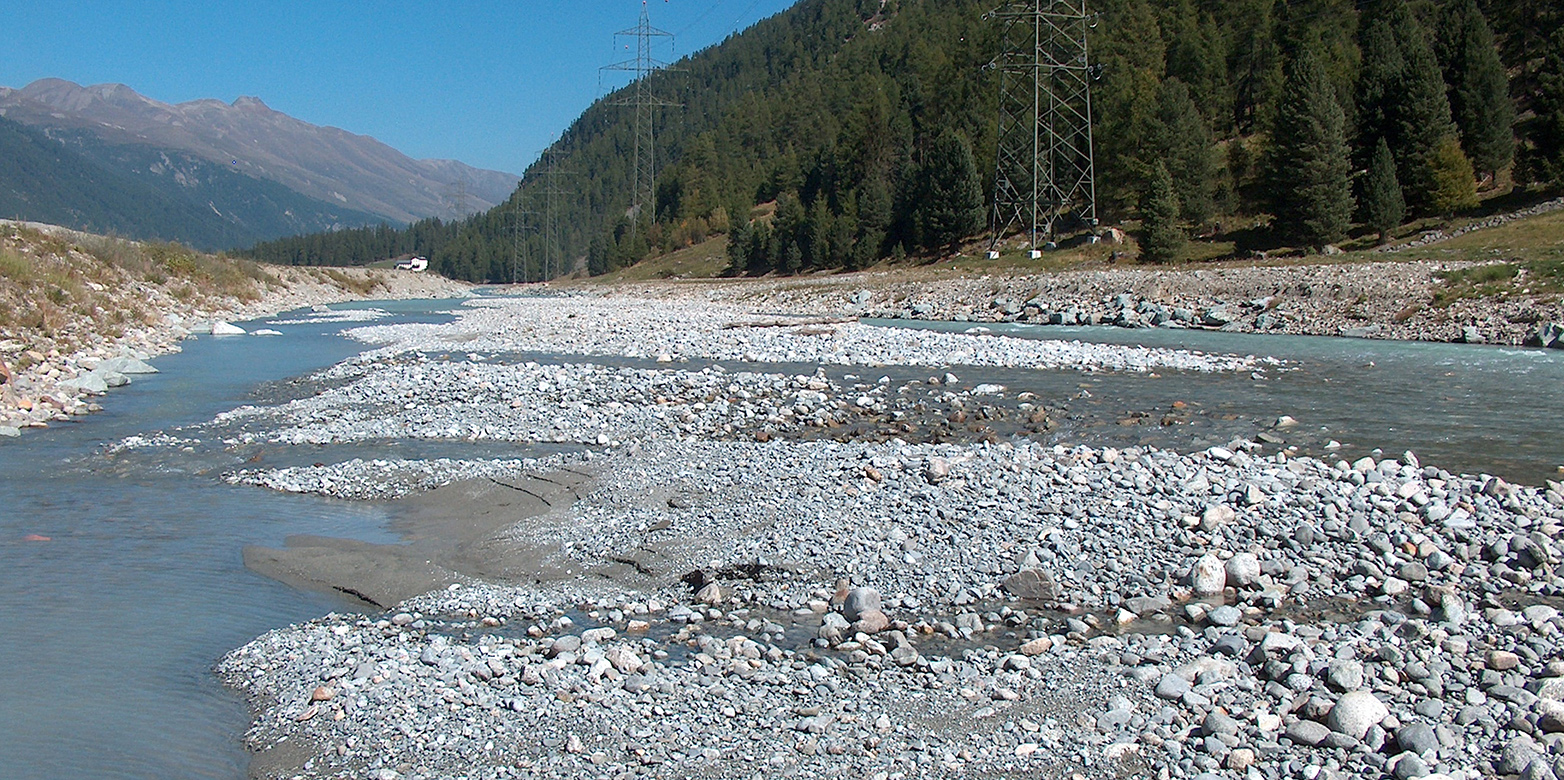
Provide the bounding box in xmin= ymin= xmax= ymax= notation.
xmin=0 ymin=79 xmax=520 ymax=224
xmin=0 ymin=112 xmax=386 ymax=249
xmin=242 ymin=0 xmax=1560 ymax=281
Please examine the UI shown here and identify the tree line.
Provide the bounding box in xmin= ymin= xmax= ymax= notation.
xmin=240 ymin=0 xmax=1564 ymax=278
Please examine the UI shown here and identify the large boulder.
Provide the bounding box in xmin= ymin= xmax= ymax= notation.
xmin=1328 ymin=691 xmax=1389 ymax=739
xmin=211 ymin=321 xmax=247 ymax=336
xmin=842 ymin=587 xmax=881 ymax=622
xmin=1525 ymin=322 xmax=1563 ymax=349
xmin=1003 ymin=569 xmax=1059 ymax=601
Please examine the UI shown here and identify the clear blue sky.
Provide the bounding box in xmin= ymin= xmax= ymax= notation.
xmin=2 ymin=1 xmax=799 ymax=175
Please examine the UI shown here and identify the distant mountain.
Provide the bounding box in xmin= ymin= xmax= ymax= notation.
xmin=0 ymin=113 xmax=388 ymax=249
xmin=0 ymin=79 xmax=520 ymax=224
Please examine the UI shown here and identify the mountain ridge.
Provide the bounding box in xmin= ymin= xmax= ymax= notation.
xmin=0 ymin=78 xmax=520 ymax=223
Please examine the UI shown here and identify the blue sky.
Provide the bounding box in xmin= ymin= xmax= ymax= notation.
xmin=2 ymin=1 xmax=799 ymax=175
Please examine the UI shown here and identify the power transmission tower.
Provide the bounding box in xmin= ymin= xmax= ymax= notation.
xmin=537 ymin=148 xmax=576 ymax=280
xmin=509 ymin=203 xmax=538 ymax=283
xmin=601 ymin=1 xmax=680 ymax=233
xmin=442 ymin=177 xmax=473 ymax=218
xmin=986 ymin=0 xmax=1100 ymax=257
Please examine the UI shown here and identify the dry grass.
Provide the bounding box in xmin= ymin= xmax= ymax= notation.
xmin=0 ymin=226 xmax=283 ymax=356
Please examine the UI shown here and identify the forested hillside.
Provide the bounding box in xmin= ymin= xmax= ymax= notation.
xmin=241 ymin=0 xmax=1564 ymax=281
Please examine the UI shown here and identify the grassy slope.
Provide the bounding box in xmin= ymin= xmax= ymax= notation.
xmin=601 ymin=199 xmax=1564 ymax=300
xmin=0 ymin=225 xmax=399 ymax=368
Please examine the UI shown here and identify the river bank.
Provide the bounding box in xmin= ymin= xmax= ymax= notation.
xmin=578 ymin=254 xmax=1564 ymax=349
xmin=0 ymin=222 xmax=471 ymax=436
xmin=197 ymin=294 xmax=1564 ymax=780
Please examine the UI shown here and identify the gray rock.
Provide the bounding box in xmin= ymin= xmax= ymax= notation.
xmin=1203 ymin=711 xmax=1240 ymax=737
xmin=60 ymin=373 xmax=108 ymax=394
xmin=1327 ymin=659 xmax=1365 ymax=692
xmin=1396 ymin=722 xmax=1438 ymax=755
xmin=1328 ymin=691 xmax=1389 ymax=739
xmin=1527 ymin=322 xmax=1564 ymax=349
xmin=842 ymin=588 xmax=881 ymax=622
xmin=0 ymin=426 xmax=20 ymax=438
xmin=1124 ymin=594 xmax=1172 ymax=615
xmin=1460 ymin=325 xmax=1485 ymax=344
xmin=1155 ymin=673 xmax=1192 ymax=700
xmin=1286 ymin=719 xmax=1331 ymax=746
xmin=1501 ymin=737 xmax=1544 ymax=775
xmin=1392 ymin=753 xmax=1430 ymax=780
xmin=1002 ymin=569 xmax=1059 ymax=601
xmin=1207 ymin=605 xmax=1242 ymax=627
xmin=1225 ymin=553 xmax=1261 ymax=588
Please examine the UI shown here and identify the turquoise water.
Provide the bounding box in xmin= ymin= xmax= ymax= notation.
xmin=1 ymin=303 xmax=1561 ymax=780
xmin=877 ymin=320 xmax=1564 ymax=485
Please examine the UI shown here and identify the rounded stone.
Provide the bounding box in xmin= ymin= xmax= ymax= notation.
xmin=1329 ymin=691 xmax=1389 ymax=739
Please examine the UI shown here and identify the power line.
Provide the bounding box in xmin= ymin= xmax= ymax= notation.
xmin=986 ymin=0 xmax=1100 ymax=257
xmin=601 ymin=2 xmax=682 ymax=235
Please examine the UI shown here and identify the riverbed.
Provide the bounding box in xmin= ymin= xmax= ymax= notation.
xmin=3 ymin=294 xmax=1563 ymax=779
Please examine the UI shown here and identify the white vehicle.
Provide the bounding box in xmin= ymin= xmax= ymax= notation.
xmin=394 ymin=256 xmax=429 ymax=272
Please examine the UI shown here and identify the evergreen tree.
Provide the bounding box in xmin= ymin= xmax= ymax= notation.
xmin=1390 ymin=4 xmax=1460 ymax=214
xmin=1146 ymin=78 xmax=1218 ymax=227
xmin=1267 ymin=44 xmax=1355 ymax=248
xmin=726 ymin=219 xmax=753 ymax=276
xmin=1362 ymin=138 xmax=1406 ymax=244
xmin=1439 ymin=0 xmax=1516 ymax=179
xmin=915 ymin=129 xmax=985 ymax=250
xmin=1355 ymin=17 xmax=1405 ymax=165
xmin=1138 ymin=161 xmax=1185 ymax=264
xmin=1428 ymin=137 xmax=1480 ymax=215
xmin=1521 ymin=27 xmax=1564 ymax=187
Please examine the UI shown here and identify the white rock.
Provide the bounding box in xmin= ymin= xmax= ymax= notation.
xmin=1192 ymin=554 xmax=1227 ymax=596
xmin=211 ymin=321 xmax=247 ymax=336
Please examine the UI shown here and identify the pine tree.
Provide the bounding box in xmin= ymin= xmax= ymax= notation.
xmin=1147 ymin=78 xmax=1218 ymax=227
xmin=1138 ymin=161 xmax=1185 ymax=264
xmin=1439 ymin=0 xmax=1516 ymax=179
xmin=915 ymin=129 xmax=985 ymax=251
xmin=1267 ymin=44 xmax=1355 ymax=248
xmin=1522 ymin=27 xmax=1564 ymax=187
xmin=726 ymin=219 xmax=752 ymax=276
xmin=1390 ymin=5 xmax=1460 ymax=214
xmin=1428 ymin=138 xmax=1480 ymax=215
xmin=1356 ymin=17 xmax=1405 ymax=164
xmin=1362 ymin=138 xmax=1406 ymax=244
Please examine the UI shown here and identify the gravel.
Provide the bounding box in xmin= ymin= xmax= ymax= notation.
xmin=207 ymin=294 xmax=1564 ymax=780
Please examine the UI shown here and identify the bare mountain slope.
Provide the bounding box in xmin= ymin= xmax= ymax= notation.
xmin=0 ymin=79 xmax=519 ymax=223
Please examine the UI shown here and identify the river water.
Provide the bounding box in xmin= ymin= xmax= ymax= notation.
xmin=0 ymin=299 xmax=1561 ymax=779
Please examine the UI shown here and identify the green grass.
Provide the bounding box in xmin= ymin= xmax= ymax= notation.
xmin=591 ymin=236 xmax=733 ymax=282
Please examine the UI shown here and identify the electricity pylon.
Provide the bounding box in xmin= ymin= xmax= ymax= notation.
xmin=987 ymin=0 xmax=1100 ymax=257
xmin=509 ymin=203 xmax=538 ymax=283
xmin=601 ymin=1 xmax=680 ymax=232
xmin=537 ymin=148 xmax=576 ymax=280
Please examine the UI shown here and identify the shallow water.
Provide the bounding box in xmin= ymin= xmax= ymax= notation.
xmin=877 ymin=320 xmax=1564 ymax=486
xmin=2 ymin=300 xmax=1562 ymax=780
xmin=0 ymin=300 xmax=460 ymax=780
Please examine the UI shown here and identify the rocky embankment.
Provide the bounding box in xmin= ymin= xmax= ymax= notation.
xmin=599 ymin=258 xmax=1564 ymax=349
xmin=0 ymin=222 xmax=470 ymax=437
xmin=198 ymin=296 xmax=1564 ymax=780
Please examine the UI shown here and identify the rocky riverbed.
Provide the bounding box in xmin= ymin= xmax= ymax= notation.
xmin=587 ymin=257 xmax=1564 ymax=350
xmin=203 ymin=295 xmax=1564 ymax=780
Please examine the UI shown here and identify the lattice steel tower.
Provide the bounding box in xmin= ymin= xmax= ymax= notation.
xmin=602 ymin=1 xmax=679 ymax=231
xmin=987 ymin=0 xmax=1099 ymax=255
